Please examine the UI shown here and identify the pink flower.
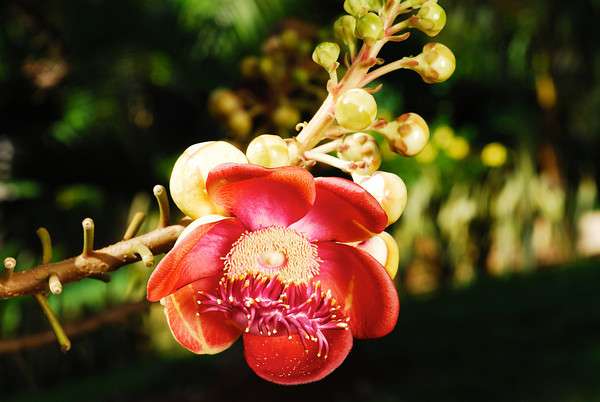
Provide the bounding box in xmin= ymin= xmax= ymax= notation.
xmin=147 ymin=163 xmax=399 ymax=385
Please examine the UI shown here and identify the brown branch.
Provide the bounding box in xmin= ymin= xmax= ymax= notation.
xmin=0 ymin=223 xmax=187 ymax=299
xmin=0 ymin=301 xmax=148 ymax=354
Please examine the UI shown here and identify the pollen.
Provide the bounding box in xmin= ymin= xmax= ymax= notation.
xmin=224 ymin=226 xmax=320 ymax=284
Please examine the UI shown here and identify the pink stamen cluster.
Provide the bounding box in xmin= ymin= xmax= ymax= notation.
xmin=195 ymin=274 xmax=349 ymax=359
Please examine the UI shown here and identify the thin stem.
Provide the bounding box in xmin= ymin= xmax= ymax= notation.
xmin=387 ymin=20 xmax=410 ymax=36
xmin=123 ymin=212 xmax=146 ymax=240
xmin=361 ymin=57 xmax=413 ymax=87
xmin=33 ymin=293 xmax=71 ymax=352
xmin=129 ymin=242 xmax=154 ymax=268
xmin=153 ymin=185 xmax=170 ymax=229
xmin=36 ymin=227 xmax=53 ymax=264
xmin=3 ymin=257 xmax=16 ymax=277
xmin=81 ymin=218 xmax=94 ymax=256
xmin=311 ymin=139 xmax=342 ymax=154
xmin=304 ymin=150 xmax=351 ymax=172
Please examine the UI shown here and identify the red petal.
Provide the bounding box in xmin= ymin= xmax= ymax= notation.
xmin=163 ymin=279 xmax=241 ymax=354
xmin=290 ymin=177 xmax=388 ymax=242
xmin=147 ymin=218 xmax=246 ymax=301
xmin=315 ymin=242 xmax=399 ymax=339
xmin=206 ymin=163 xmax=316 ymax=230
xmin=243 ymin=329 xmax=352 ymax=385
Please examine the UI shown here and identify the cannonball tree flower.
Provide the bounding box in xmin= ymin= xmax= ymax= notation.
xmin=147 ymin=163 xmax=399 ymax=385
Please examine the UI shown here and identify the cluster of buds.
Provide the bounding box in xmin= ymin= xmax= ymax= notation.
xmin=208 ymin=23 xmax=329 ymax=142
xmin=175 ymin=0 xmax=457 ymax=257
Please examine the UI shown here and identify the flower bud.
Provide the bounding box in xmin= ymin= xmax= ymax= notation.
xmin=344 ymin=0 xmax=370 ymax=17
xmin=356 ymin=12 xmax=384 ymax=44
xmin=337 ymin=132 xmax=381 ymax=175
xmin=334 ymin=15 xmax=357 ymax=52
xmin=410 ymin=43 xmax=456 ymax=84
xmin=170 ymin=142 xmax=248 ymax=219
xmin=272 ymin=104 xmax=300 ymax=130
xmin=312 ymin=42 xmax=340 ymax=72
xmin=409 ymin=1 xmax=447 ymax=37
xmin=481 ymin=142 xmax=507 ymax=167
xmin=379 ymin=113 xmax=430 ymax=156
xmin=335 ymin=88 xmax=378 ymax=131
xmin=356 ymin=171 xmax=408 ymax=225
xmin=209 ymin=89 xmax=241 ymax=116
xmin=240 ymin=56 xmax=259 ymax=78
xmin=227 ymin=110 xmax=252 ymax=139
xmin=357 ymin=231 xmax=400 ymax=279
xmin=246 ymin=135 xmax=291 ymax=168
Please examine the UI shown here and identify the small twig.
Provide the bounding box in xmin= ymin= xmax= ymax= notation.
xmin=0 ymin=301 xmax=148 ymax=354
xmin=36 ymin=227 xmax=53 ymax=264
xmin=153 ymin=185 xmax=170 ymax=229
xmin=123 ymin=212 xmax=146 ymax=240
xmin=129 ymin=242 xmax=154 ymax=268
xmin=81 ymin=218 xmax=95 ymax=256
xmin=33 ymin=293 xmax=71 ymax=352
xmin=48 ymin=274 xmax=62 ymax=295
xmin=3 ymin=257 xmax=16 ymax=278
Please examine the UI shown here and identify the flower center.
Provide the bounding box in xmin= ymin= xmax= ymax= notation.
xmin=196 ymin=274 xmax=349 ymax=359
xmin=224 ymin=226 xmax=320 ymax=284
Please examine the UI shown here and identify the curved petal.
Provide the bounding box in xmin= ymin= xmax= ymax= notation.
xmin=290 ymin=177 xmax=388 ymax=242
xmin=206 ymin=163 xmax=316 ymax=230
xmin=315 ymin=242 xmax=399 ymax=339
xmin=147 ymin=218 xmax=246 ymax=302
xmin=243 ymin=329 xmax=352 ymax=385
xmin=163 ymin=279 xmax=241 ymax=354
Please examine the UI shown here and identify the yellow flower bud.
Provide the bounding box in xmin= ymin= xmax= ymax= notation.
xmin=357 ymin=231 xmax=400 ymax=279
xmin=209 ymin=89 xmax=242 ymax=116
xmin=246 ymin=135 xmax=291 ymax=168
xmin=410 ymin=43 xmax=456 ymax=84
xmin=227 ymin=110 xmax=252 ymax=139
xmin=355 ymin=12 xmax=384 ymax=44
xmin=337 ymin=132 xmax=381 ymax=175
xmin=481 ymin=142 xmax=508 ymax=167
xmin=312 ymin=42 xmax=340 ymax=72
xmin=356 ymin=171 xmax=408 ymax=225
xmin=272 ymin=104 xmax=301 ymax=130
xmin=410 ymin=1 xmax=447 ymax=37
xmin=335 ymin=88 xmax=378 ymax=131
xmin=379 ymin=113 xmax=430 ymax=156
xmin=170 ymin=141 xmax=248 ymax=219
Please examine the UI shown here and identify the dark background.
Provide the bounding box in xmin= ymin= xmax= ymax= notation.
xmin=1 ymin=0 xmax=599 ymax=401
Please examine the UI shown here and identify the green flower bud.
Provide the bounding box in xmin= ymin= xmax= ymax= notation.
xmin=410 ymin=1 xmax=447 ymax=37
xmin=240 ymin=56 xmax=259 ymax=78
xmin=356 ymin=12 xmax=384 ymax=44
xmin=379 ymin=113 xmax=430 ymax=156
xmin=335 ymin=88 xmax=378 ymax=131
xmin=246 ymin=134 xmax=291 ymax=168
xmin=344 ymin=0 xmax=370 ymax=17
xmin=337 ymin=132 xmax=381 ymax=175
xmin=367 ymin=0 xmax=385 ymax=12
xmin=312 ymin=42 xmax=340 ymax=72
xmin=334 ymin=15 xmax=357 ymax=52
xmin=411 ymin=43 xmax=456 ymax=84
